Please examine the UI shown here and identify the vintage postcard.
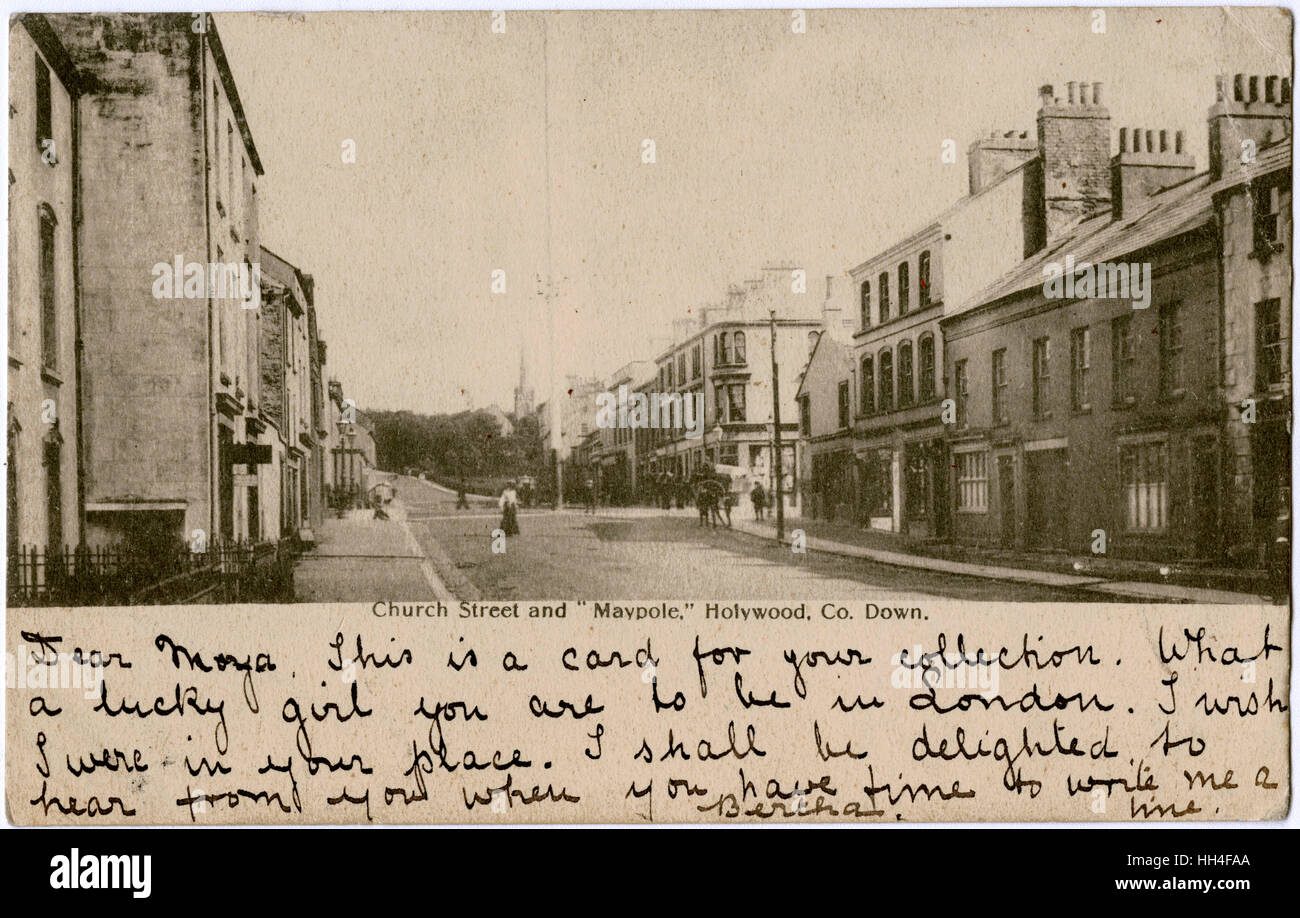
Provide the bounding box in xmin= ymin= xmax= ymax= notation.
xmin=3 ymin=6 xmax=1293 ymax=839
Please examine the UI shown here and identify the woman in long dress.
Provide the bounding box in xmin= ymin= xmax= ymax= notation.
xmin=499 ymin=481 xmax=521 ymax=536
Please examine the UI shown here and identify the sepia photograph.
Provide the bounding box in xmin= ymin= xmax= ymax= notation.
xmin=1 ymin=2 xmax=1295 ymax=872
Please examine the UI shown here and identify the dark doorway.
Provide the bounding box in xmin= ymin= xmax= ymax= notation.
xmin=998 ymin=455 xmax=1016 ymax=548
xmin=1026 ymin=448 xmax=1068 ymax=550
xmin=1189 ymin=436 xmax=1219 ymax=558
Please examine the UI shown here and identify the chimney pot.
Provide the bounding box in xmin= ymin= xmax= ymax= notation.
xmin=1145 ymin=130 xmax=1155 ymax=152
xmin=1283 ymin=78 xmax=1293 ymax=103
xmin=1092 ymin=82 xmax=1102 ymax=105
xmin=1118 ymin=127 xmax=1128 ymax=153
xmin=1159 ymin=129 xmax=1168 ymax=153
xmin=1175 ymin=130 xmax=1185 ymax=154
xmin=1039 ymin=84 xmax=1055 ymax=106
xmin=1067 ymin=81 xmax=1077 ymax=104
xmin=1078 ymin=82 xmax=1089 ymax=105
xmin=1234 ymin=74 xmax=1245 ymax=101
xmin=1266 ymin=75 xmax=1278 ymax=102
xmin=1216 ymin=75 xmax=1227 ymax=101
xmin=1131 ymin=128 xmax=1142 ymax=152
xmin=1249 ymin=75 xmax=1260 ymax=102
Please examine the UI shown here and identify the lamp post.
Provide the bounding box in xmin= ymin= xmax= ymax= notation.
xmin=769 ymin=307 xmax=784 ymax=541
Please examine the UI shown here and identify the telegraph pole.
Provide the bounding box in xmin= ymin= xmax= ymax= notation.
xmin=769 ymin=307 xmax=784 ymax=541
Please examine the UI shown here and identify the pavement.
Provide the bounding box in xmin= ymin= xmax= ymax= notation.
xmin=293 ymin=504 xmax=453 ymax=602
xmin=730 ymin=517 xmax=1276 ymax=605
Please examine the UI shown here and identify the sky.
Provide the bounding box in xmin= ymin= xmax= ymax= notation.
xmin=215 ymin=7 xmax=1292 ymax=416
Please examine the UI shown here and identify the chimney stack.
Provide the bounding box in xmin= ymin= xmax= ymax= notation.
xmin=1111 ymin=126 xmax=1195 ymax=219
xmin=1033 ymin=80 xmax=1112 ymax=247
xmin=967 ymin=129 xmax=1036 ymax=195
xmin=1208 ymin=72 xmax=1292 ymax=180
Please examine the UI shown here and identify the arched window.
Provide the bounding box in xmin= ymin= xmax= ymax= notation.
xmin=918 ymin=251 xmax=931 ymax=307
xmin=719 ymin=332 xmax=732 ymax=365
xmin=898 ymin=261 xmax=910 ymax=314
xmin=918 ymin=334 xmax=936 ymax=401
xmin=898 ymin=340 xmax=914 ymax=407
xmin=733 ymin=331 xmax=746 ymax=364
xmin=859 ymin=280 xmax=871 ymax=330
xmin=860 ymin=355 xmax=874 ymax=414
xmin=878 ymin=348 xmax=894 ymax=411
xmin=878 ymin=272 xmax=891 ymax=322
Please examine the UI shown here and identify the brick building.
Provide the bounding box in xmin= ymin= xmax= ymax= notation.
xmin=941 ymin=75 xmax=1290 ymax=562
xmin=49 ymin=13 xmax=265 ymax=549
xmin=7 ymin=15 xmax=83 ymax=555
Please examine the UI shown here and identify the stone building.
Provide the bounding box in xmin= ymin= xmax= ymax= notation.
xmin=640 ymin=265 xmax=821 ymax=516
xmin=49 ymin=13 xmax=264 ymax=548
xmin=1212 ymin=75 xmax=1292 ymax=565
xmin=258 ymin=246 xmax=317 ymax=540
xmin=940 ymin=75 xmax=1290 ymax=562
xmin=794 ymin=277 xmax=857 ymax=521
xmin=846 ymin=129 xmax=1035 ymax=538
xmin=7 ymin=14 xmax=83 ymax=554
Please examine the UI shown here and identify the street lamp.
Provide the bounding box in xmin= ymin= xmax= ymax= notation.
xmin=769 ymin=307 xmax=784 ymax=541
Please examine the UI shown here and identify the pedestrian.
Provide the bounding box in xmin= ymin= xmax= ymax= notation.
xmin=751 ymin=481 xmax=767 ymax=520
xmin=695 ymin=474 xmax=719 ymax=528
xmin=499 ymin=480 xmax=520 ymax=536
xmin=584 ymin=474 xmax=597 ymax=514
xmin=718 ymin=473 xmax=734 ymax=528
xmin=456 ymin=481 xmax=469 ymax=510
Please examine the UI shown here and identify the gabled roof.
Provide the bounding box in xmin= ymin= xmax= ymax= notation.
xmin=951 ymin=138 xmax=1291 ymax=319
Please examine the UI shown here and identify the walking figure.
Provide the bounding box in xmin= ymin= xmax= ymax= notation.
xmin=499 ymin=480 xmax=520 ymax=536
xmin=456 ymin=481 xmax=469 ymax=510
xmin=751 ymin=481 xmax=767 ymax=520
xmin=694 ymin=473 xmax=723 ymax=529
xmin=584 ymin=474 xmax=597 ymax=514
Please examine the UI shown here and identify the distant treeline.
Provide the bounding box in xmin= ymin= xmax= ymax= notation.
xmin=364 ymin=408 xmax=544 ymax=481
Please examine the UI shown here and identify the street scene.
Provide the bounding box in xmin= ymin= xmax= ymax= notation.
xmin=5 ymin=10 xmax=1289 ymax=606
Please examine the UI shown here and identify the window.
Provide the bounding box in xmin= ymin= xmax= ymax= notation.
xmin=898 ymin=261 xmax=910 ymax=314
xmin=898 ymin=340 xmax=914 ymax=407
xmin=714 ymin=383 xmax=727 ymax=423
xmin=712 ymin=334 xmax=720 ymax=367
xmin=692 ymin=344 xmax=702 ymax=379
xmin=878 ymin=349 xmax=893 ymax=411
xmin=1070 ymin=327 xmax=1091 ymax=410
xmin=878 ymin=272 xmax=890 ymax=322
xmin=991 ymin=348 xmax=1007 ymax=424
xmin=35 ymin=55 xmax=52 ymax=152
xmin=727 ymin=383 xmax=746 ymax=422
xmin=719 ymin=332 xmax=732 ymax=365
xmin=213 ymin=83 xmax=222 ymax=209
xmin=1111 ymin=315 xmax=1134 ymax=404
xmin=954 ymin=359 xmax=969 ymax=428
xmin=677 ymin=353 xmax=686 ymax=386
xmin=1121 ymin=440 xmax=1168 ymax=531
xmin=733 ymin=331 xmax=746 ymax=364
xmin=226 ymin=122 xmax=235 ymax=217
xmin=1253 ymin=181 xmax=1283 ymax=253
xmin=39 ymin=207 xmax=56 ymax=370
xmin=44 ymin=435 xmax=63 ymax=549
xmin=860 ymin=355 xmax=874 ymax=414
xmin=859 ymin=281 xmax=871 ymax=330
xmin=1032 ymin=337 xmax=1051 ymax=417
xmin=665 ymin=361 xmax=673 ymax=388
xmin=1159 ymin=302 xmax=1184 ymax=394
xmin=918 ymin=334 xmax=936 ymax=401
xmin=799 ymin=396 xmax=811 ymax=436
xmin=1256 ymin=298 xmax=1283 ymax=389
xmin=837 ymin=381 xmax=850 ymax=429
xmin=956 ymin=450 xmax=988 ymax=512
xmin=918 ymin=251 xmax=931 ymax=307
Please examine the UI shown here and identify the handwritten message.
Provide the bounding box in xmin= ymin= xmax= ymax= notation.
xmin=6 ymin=601 xmax=1290 ymax=823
